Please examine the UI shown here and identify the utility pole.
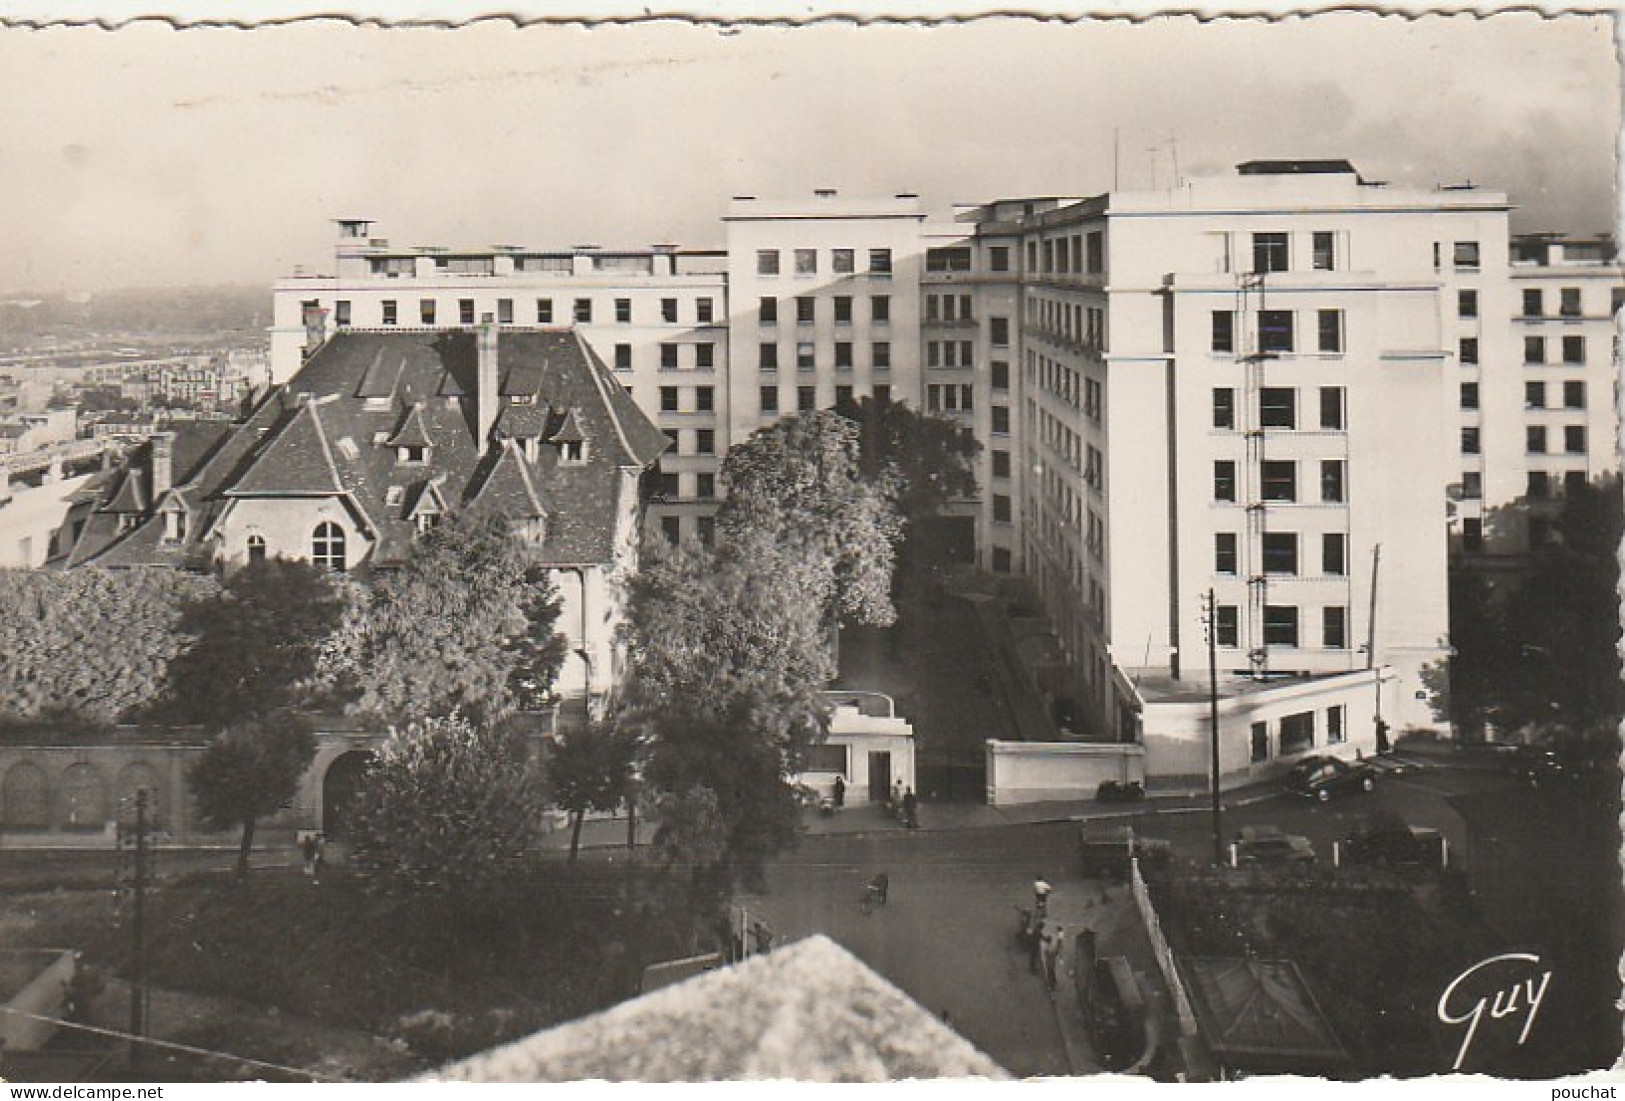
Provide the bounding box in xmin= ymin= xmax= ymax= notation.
xmin=129 ymin=789 xmax=148 ymax=1075
xmin=1205 ymin=590 xmax=1223 ymax=867
xmin=1368 ymin=544 xmax=1389 ymax=754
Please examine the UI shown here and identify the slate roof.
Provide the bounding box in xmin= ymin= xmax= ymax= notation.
xmin=1182 ymin=956 xmax=1350 ymax=1074
xmin=430 ymin=935 xmax=1009 ymax=1082
xmin=58 ymin=329 xmax=665 ymax=571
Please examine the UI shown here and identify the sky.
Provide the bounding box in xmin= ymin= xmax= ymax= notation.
xmin=0 ymin=14 xmax=1616 ymax=293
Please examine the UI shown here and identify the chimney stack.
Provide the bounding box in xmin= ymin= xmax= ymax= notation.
xmin=150 ymin=431 xmax=175 ymax=499
xmin=477 ymin=313 xmax=500 ymax=451
xmin=301 ymin=303 xmax=329 ymax=358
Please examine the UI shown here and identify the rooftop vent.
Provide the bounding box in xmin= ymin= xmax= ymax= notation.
xmin=1236 ymin=159 xmax=1358 ymax=177
xmin=733 ymin=195 xmax=756 ymax=201
xmin=896 ymin=192 xmax=919 ymax=199
xmin=814 ymin=189 xmax=838 ymax=198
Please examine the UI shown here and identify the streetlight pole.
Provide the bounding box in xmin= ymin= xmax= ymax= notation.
xmin=1205 ymin=590 xmax=1223 ymax=866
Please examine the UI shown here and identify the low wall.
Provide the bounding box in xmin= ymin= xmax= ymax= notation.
xmin=1 ymin=949 xmax=75 ymax=1051
xmin=984 ymin=740 xmax=1143 ymax=806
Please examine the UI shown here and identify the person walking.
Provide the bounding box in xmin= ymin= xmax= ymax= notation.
xmin=1028 ymin=917 xmax=1046 ymax=975
xmin=312 ymin=833 xmax=327 ymax=885
xmin=301 ymin=832 xmax=318 ymax=879
xmin=902 ymin=787 xmax=918 ymax=830
xmin=832 ymin=775 xmax=846 ymax=808
xmin=1033 ymin=873 xmax=1053 ymax=918
xmin=1042 ymin=924 xmax=1065 ymax=992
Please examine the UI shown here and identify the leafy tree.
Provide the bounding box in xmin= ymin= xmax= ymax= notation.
xmin=0 ymin=568 xmax=216 ymax=730
xmin=190 ymin=711 xmax=316 ymax=880
xmin=833 ymin=393 xmax=981 ymax=523
xmin=547 ymin=721 xmax=639 ymax=862
xmin=349 ymin=713 xmax=548 ymax=896
xmin=718 ymin=410 xmax=904 ymax=629
xmin=169 ymin=558 xmax=342 ymax=877
xmin=322 ymin=512 xmax=567 ymax=725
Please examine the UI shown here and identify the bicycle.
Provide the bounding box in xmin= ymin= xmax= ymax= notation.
xmin=861 ymin=872 xmax=890 ymax=915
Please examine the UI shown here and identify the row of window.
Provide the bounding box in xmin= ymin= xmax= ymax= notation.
xmin=1464 ymin=424 xmax=1591 ymax=456
xmin=1028 ymin=297 xmax=1105 ymax=350
xmin=1023 ymin=231 xmax=1106 ymax=277
xmin=758 ymin=341 xmax=889 ymax=371
xmin=613 ymin=343 xmax=717 ymax=371
xmin=1251 ymin=706 xmax=1347 ymax=762
xmin=757 ymin=383 xmax=889 ymax=416
xmin=1520 ymin=286 xmax=1592 ymax=318
xmin=761 ymin=294 xmax=889 ymax=326
xmin=756 ymin=248 xmax=891 ymax=277
xmin=1214 ymin=386 xmax=1344 ymax=431
xmin=1212 ymin=309 xmax=1343 ymax=355
xmin=1459 ymin=380 xmax=1589 ymax=410
xmin=1213 ymin=459 xmax=1347 ymax=504
xmin=1212 ymin=603 xmax=1350 ymax=650
xmin=1029 ymin=351 xmax=1102 ymax=423
xmin=927 ymin=383 xmax=974 ymax=413
xmin=1215 ymin=530 xmax=1349 ymax=576
xmin=334 ymin=295 xmax=717 ymax=328
xmin=658 ymin=386 xmax=715 ymax=413
xmin=927 ymin=340 xmax=975 ymax=369
xmin=649 ymin=470 xmax=716 ymax=499
xmin=1520 ymin=335 xmax=1589 ymax=365
xmin=1244 ymin=231 xmax=1341 ymax=275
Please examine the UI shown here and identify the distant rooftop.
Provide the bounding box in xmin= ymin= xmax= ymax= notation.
xmin=1236 ymin=159 xmax=1359 ymax=177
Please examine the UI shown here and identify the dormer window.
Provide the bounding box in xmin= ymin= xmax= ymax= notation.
xmin=416 ymin=512 xmax=442 ymax=535
xmin=559 ymin=440 xmax=586 ymax=465
xmin=163 ymin=509 xmax=187 ymax=544
xmin=117 ymin=514 xmax=140 ymax=533
xmin=398 ymin=445 xmax=428 ymax=465
xmin=509 ymin=394 xmax=534 ymax=406
xmin=384 ymin=485 xmax=405 ymax=508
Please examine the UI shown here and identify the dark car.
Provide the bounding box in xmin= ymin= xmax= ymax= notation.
xmin=1232 ymin=824 xmax=1316 ymax=867
xmin=1079 ymin=824 xmax=1173 ymax=881
xmin=1338 ymin=813 xmax=1447 ymax=871
xmin=1457 ymin=741 xmax=1566 ymax=785
xmin=1284 ymin=754 xmax=1378 ymax=802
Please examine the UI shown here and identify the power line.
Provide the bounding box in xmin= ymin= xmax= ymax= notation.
xmin=0 ymin=1005 xmax=347 ymax=1082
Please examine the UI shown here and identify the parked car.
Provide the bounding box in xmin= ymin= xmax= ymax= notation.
xmin=1456 ymin=741 xmax=1566 ymax=785
xmin=1095 ymin=779 xmax=1146 ymax=803
xmin=1232 ymin=824 xmax=1316 ymax=867
xmin=1337 ymin=813 xmax=1447 ymax=871
xmin=1284 ymin=754 xmax=1378 ymax=802
xmin=1079 ymin=824 xmax=1173 ymax=881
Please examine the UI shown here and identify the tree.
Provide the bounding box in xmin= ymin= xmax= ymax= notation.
xmin=321 ymin=512 xmax=567 ymax=725
xmin=191 ymin=712 xmax=316 ymax=880
xmin=547 ymin=721 xmax=638 ymax=862
xmin=169 ymin=557 xmax=343 ymax=877
xmin=348 ymin=713 xmax=548 ymax=896
xmin=833 ymin=394 xmax=981 ymax=523
xmin=718 ymin=410 xmax=903 ymax=629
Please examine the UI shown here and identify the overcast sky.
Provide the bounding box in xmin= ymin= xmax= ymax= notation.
xmin=0 ymin=14 xmax=1615 ymax=293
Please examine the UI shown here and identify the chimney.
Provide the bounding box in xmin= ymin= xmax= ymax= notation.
xmin=301 ymin=303 xmax=329 ymax=358
xmin=477 ymin=313 xmax=499 ymax=451
xmin=150 ymin=431 xmax=174 ymax=499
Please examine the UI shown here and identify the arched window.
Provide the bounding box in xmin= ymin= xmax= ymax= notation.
xmin=61 ymin=763 xmax=107 ymax=830
xmin=311 ymin=522 xmax=346 ymax=571
xmin=3 ymin=763 xmax=49 ymax=829
xmin=246 ymin=534 xmax=267 ymax=564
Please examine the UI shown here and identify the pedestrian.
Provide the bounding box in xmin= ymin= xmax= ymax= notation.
xmin=751 ymin=919 xmax=774 ymax=955
xmin=1028 ymin=917 xmax=1045 ymax=975
xmin=300 ymin=832 xmax=317 ymax=879
xmin=1033 ymin=873 xmax=1052 ymax=918
xmin=1042 ymin=924 xmax=1065 ymax=992
xmin=832 ymin=775 xmax=846 ymax=808
xmin=902 ymin=787 xmax=918 ymax=829
xmin=312 ymin=833 xmax=326 ymax=885
xmin=890 ymin=778 xmax=903 ymax=817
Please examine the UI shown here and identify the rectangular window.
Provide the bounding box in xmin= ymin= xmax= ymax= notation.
xmin=1454 ymin=241 xmax=1481 ymax=269
xmin=1327 ymin=705 xmax=1346 ymax=744
xmin=797 ymin=343 xmax=815 ymax=371
xmin=991 ymin=405 xmax=1010 ymax=434
xmin=1565 ymin=470 xmax=1589 ymax=496
xmin=615 ymin=298 xmax=632 ymax=324
xmin=334 ymin=300 xmax=352 ymax=327
xmin=990 ymin=246 xmax=1011 ymax=273
xmin=1259 ymin=310 xmax=1295 ymax=354
xmin=1253 ymin=232 xmax=1290 ymax=273
xmin=1312 ymin=231 xmax=1336 ymax=271
xmin=1264 ymin=605 xmax=1300 ymax=648
xmin=797 ymin=296 xmax=815 ymax=325
xmin=696 ymin=429 xmax=715 ymax=455
xmin=1321 ymin=460 xmax=1346 ymax=503
xmin=1213 ymin=388 xmax=1235 ymax=429
xmin=1527 ymin=471 xmax=1551 ymax=499
xmin=1560 ymin=287 xmax=1582 ymax=317
xmin=1261 ymin=460 xmax=1297 ymax=502
xmin=459 ymin=299 xmax=476 ymax=326
xmin=832 ymin=248 xmax=855 ymax=274
xmin=1318 ymin=309 xmax=1343 ymax=353
xmin=1214 ymin=460 xmax=1238 ymax=502
xmin=1563 ymin=335 xmax=1585 ymax=365
xmin=873 ymin=342 xmax=891 ymax=369
xmin=697 ymin=297 xmax=714 ymax=324
xmin=869 ymin=249 xmax=892 ymax=275
xmin=496 ymin=298 xmax=514 ymax=325
xmin=1086 ymin=231 xmax=1104 ymax=274
xmin=991 ymin=361 xmax=1010 ymax=391
xmin=1322 ymin=532 xmax=1346 ymax=575
xmin=659 ymin=386 xmax=679 ymax=412
xmin=795 ymin=248 xmax=818 ymax=275
xmin=1260 ymin=387 xmax=1296 ymax=429
xmin=1565 ymin=425 xmax=1587 ymax=454
xmin=1215 ymin=532 xmax=1238 ymax=574
xmin=696 ymin=386 xmax=714 ymax=413
xmin=1279 ymin=710 xmax=1314 ymax=753
xmin=574 ymin=298 xmax=593 ymax=323
xmin=834 ymin=342 xmax=853 ymax=369
xmin=1458 ymin=289 xmax=1479 ymax=319
xmin=536 ymin=298 xmax=553 ymax=324
xmin=1460 ymin=381 xmax=1479 ymax=409
xmin=1461 ymin=337 xmax=1480 ymax=365
xmin=1461 ymin=426 xmax=1480 ymax=454
xmin=759 ymin=343 xmax=779 ymax=371
xmin=990 ymin=317 xmax=1010 ymax=346
xmin=614 ymin=344 xmax=632 ymax=370
xmin=1212 ymin=311 xmax=1235 ymax=353
xmin=992 ymin=449 xmax=1011 ymax=479
xmin=834 ymin=296 xmax=853 ymax=325
xmin=381 ymin=300 xmax=397 ymax=326
xmin=1463 ymin=517 xmax=1483 ymax=551
xmin=1523 ymin=288 xmax=1544 ymax=317
xmin=660 ymin=344 xmax=680 ymax=370
xmin=696 ymin=472 xmax=716 ymax=499
xmin=927 ymin=247 xmax=974 ymax=273
xmin=1319 ymin=387 xmax=1345 ymax=430
xmin=659 ymin=298 xmax=677 ymax=323
xmin=1262 ymin=531 xmax=1298 ymax=575
xmin=1527 ymin=425 xmax=1547 ymax=454
xmin=1217 ymin=606 xmax=1239 ymax=648
xmin=872 ymin=295 xmax=891 ymax=323
xmin=1525 ymin=380 xmax=1546 ymax=409
xmin=421 ymin=299 xmax=437 ymax=324
xmin=1251 ymin=721 xmax=1270 ymax=763
xmin=1323 ymin=607 xmax=1348 ymax=649
xmin=660 ymin=516 xmax=682 ymax=544
xmin=1564 ymin=380 xmax=1586 ymax=409
xmin=798 ymin=385 xmax=816 ymax=412
xmin=993 ymin=494 xmax=1012 ymax=523
xmin=1462 ymin=471 xmax=1483 ymax=499
xmin=757 ymin=249 xmax=780 ymax=276
xmin=1525 ymin=335 xmax=1546 ymax=364
xmin=760 ymin=297 xmax=778 ymax=325
xmin=760 ymin=386 xmax=779 ymax=414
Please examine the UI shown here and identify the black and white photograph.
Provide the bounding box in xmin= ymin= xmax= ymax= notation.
xmin=0 ymin=6 xmax=1618 ymax=1087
